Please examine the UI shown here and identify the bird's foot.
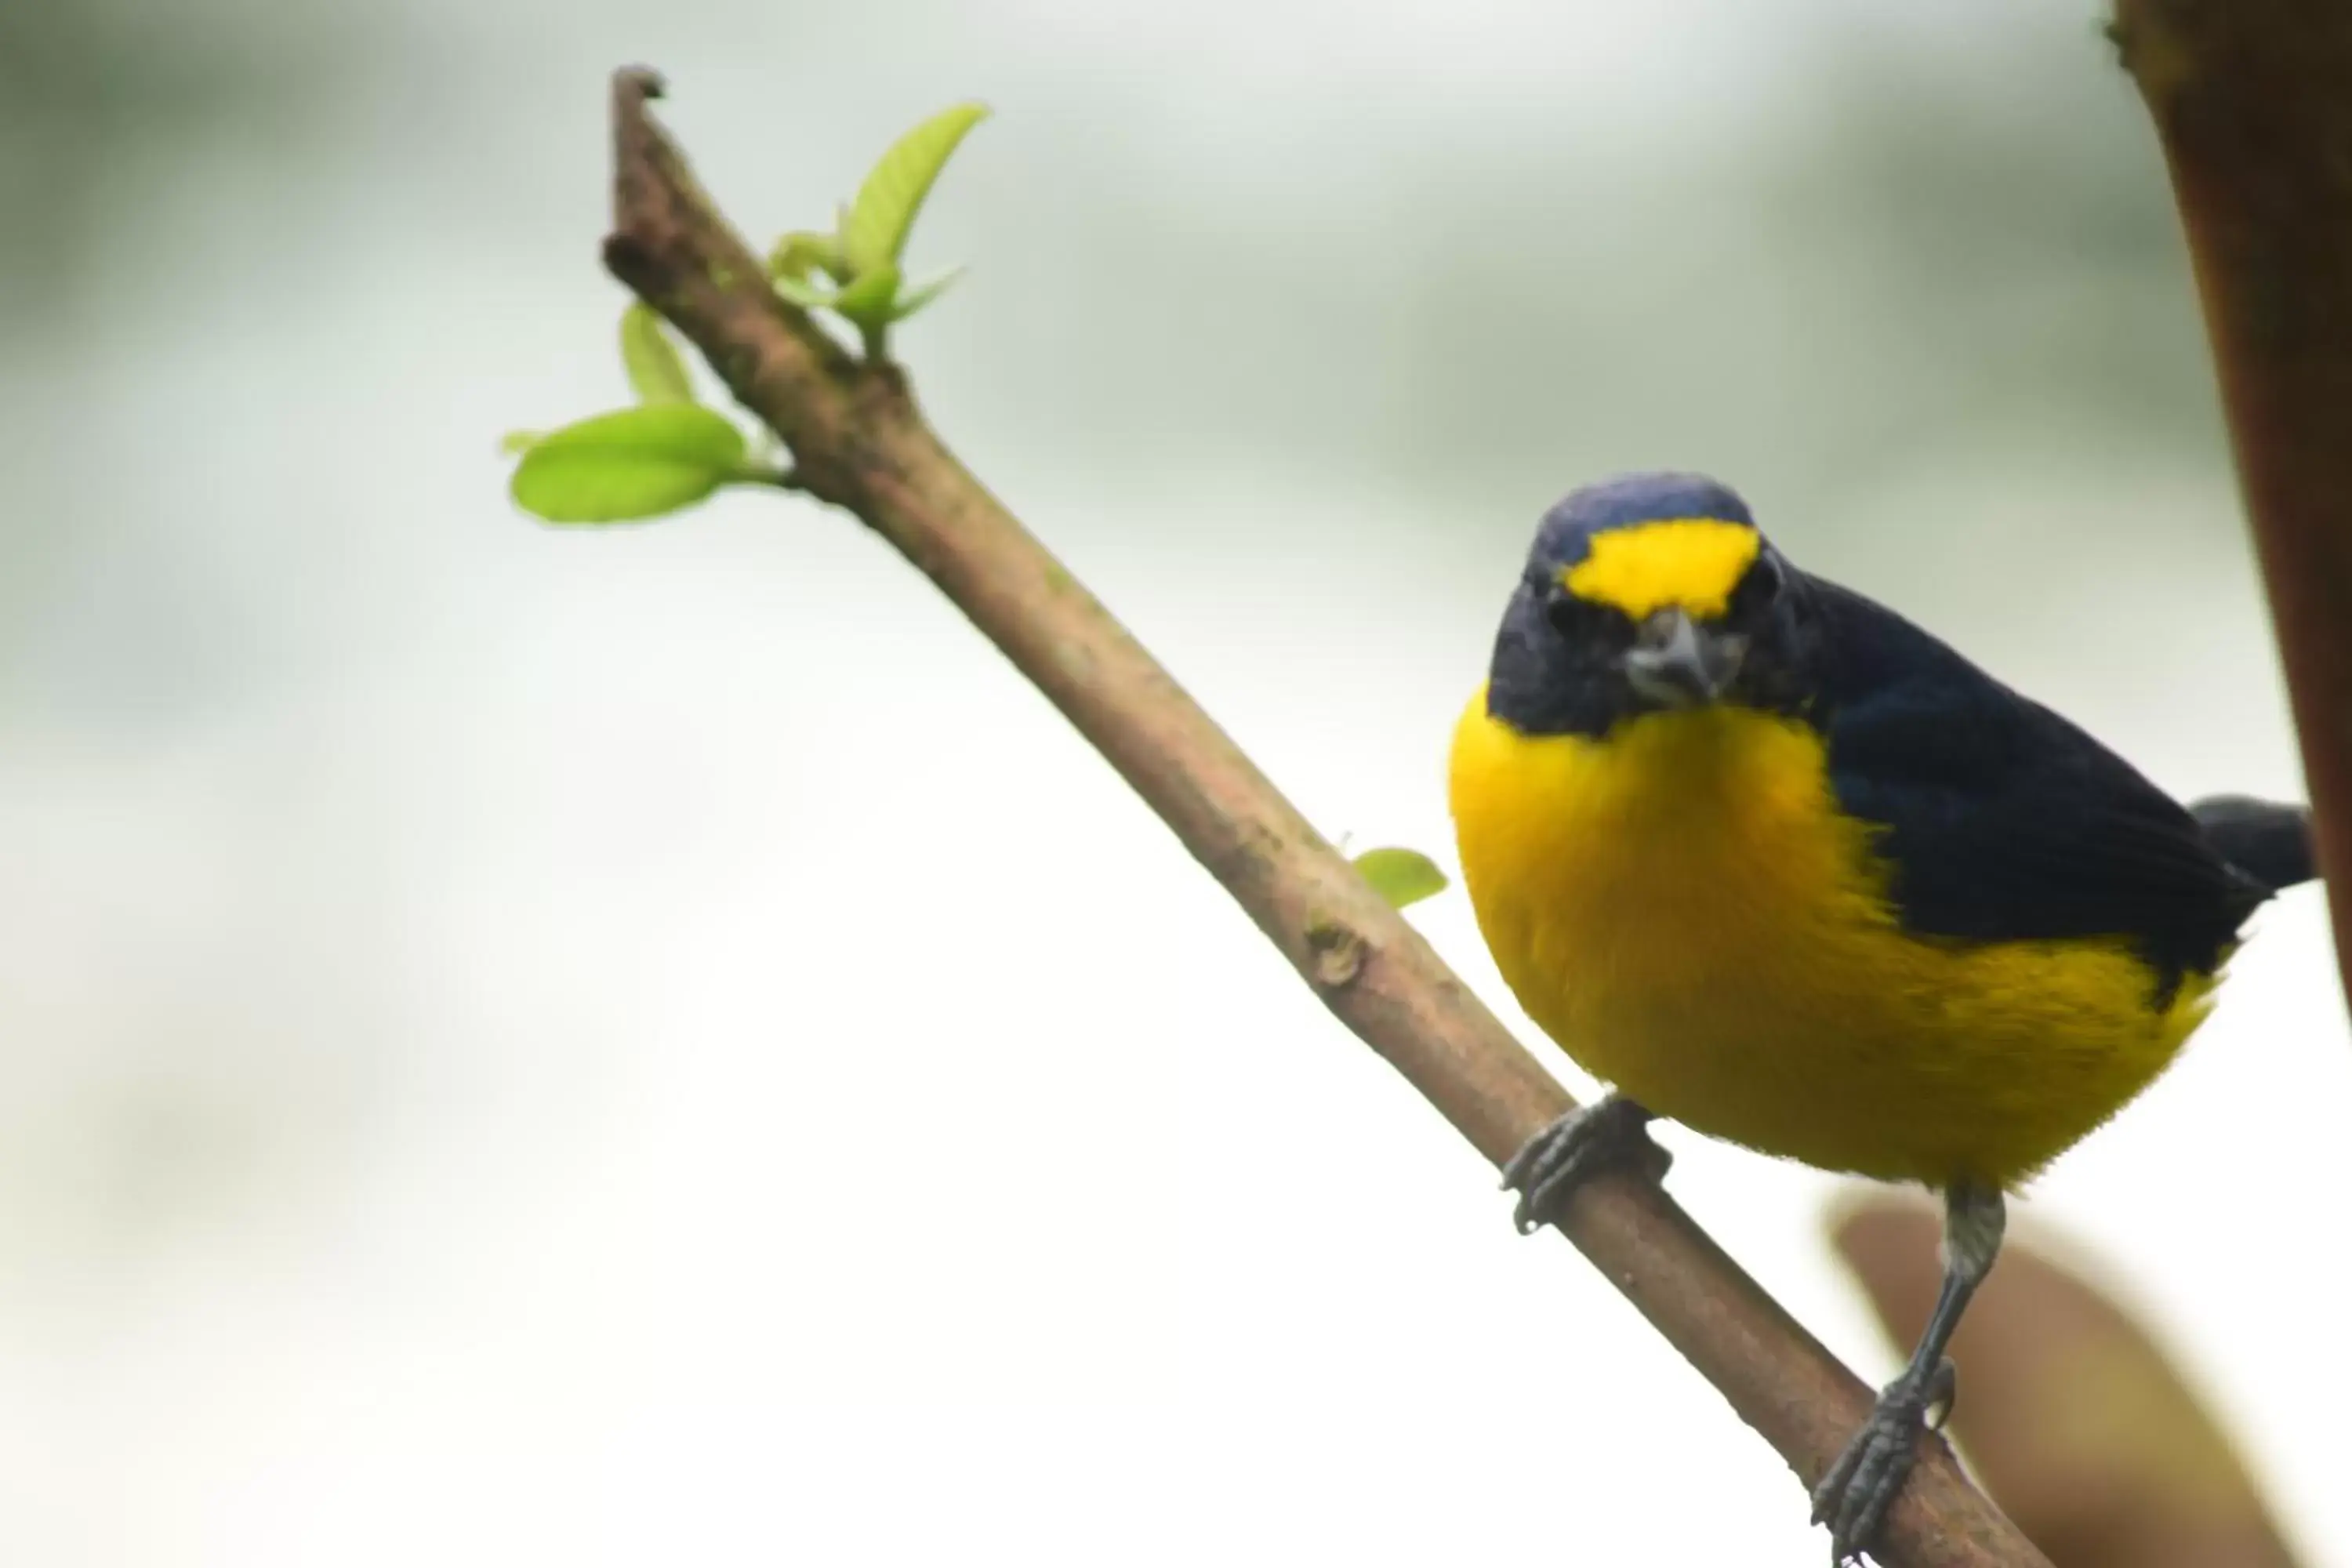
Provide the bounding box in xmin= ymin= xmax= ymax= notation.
xmin=1499 ymin=1094 xmax=1668 ymax=1233
xmin=1809 ymin=1357 xmax=1957 ymax=1567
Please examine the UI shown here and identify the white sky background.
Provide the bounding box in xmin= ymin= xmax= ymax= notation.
xmin=2 ymin=0 xmax=2347 ymax=1563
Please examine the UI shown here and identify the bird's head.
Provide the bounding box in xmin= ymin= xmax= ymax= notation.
xmin=1486 ymin=472 xmax=1815 ymax=736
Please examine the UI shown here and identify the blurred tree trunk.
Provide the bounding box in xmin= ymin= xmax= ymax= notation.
xmin=2114 ymin=3 xmax=2352 ymax=1006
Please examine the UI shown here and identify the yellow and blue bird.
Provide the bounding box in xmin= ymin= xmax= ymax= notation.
xmin=1446 ymin=472 xmax=2317 ymax=1565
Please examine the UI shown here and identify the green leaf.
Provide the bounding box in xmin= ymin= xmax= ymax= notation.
xmin=772 ymin=273 xmax=839 ymax=310
xmin=840 ymin=102 xmax=990 ymax=277
xmin=1353 ymin=847 xmax=1450 ymax=911
xmin=619 ymin=303 xmax=695 ymax=405
xmin=500 ymin=430 xmax=545 ymax=455
xmin=829 ymin=262 xmax=905 ymax=332
xmin=509 ymin=404 xmax=748 ymax=524
xmin=887 ymin=265 xmax=966 ymax=324
xmin=768 ymin=230 xmax=847 ymax=285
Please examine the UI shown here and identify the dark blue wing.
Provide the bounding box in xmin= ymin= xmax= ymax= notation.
xmin=1805 ymin=576 xmax=2266 ymax=985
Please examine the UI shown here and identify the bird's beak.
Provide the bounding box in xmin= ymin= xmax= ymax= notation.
xmin=1619 ymin=608 xmax=1748 ymax=707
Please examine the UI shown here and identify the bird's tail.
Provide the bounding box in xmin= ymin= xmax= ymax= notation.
xmin=2190 ymin=795 xmax=2319 ymax=893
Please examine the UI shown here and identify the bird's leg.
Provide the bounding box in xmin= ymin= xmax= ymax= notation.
xmin=1811 ymin=1181 xmax=2006 ymax=1567
xmin=1498 ymin=1093 xmax=1670 ymax=1233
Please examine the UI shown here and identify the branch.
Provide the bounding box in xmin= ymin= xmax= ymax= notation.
xmin=2111 ymin=2 xmax=2352 ymax=1009
xmin=598 ymin=67 xmax=2047 ymax=1568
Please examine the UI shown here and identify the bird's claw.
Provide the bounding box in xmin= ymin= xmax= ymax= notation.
xmin=1922 ymin=1356 xmax=1957 ymax=1432
xmin=1810 ymin=1360 xmax=1955 ymax=1566
xmin=1498 ymin=1095 xmax=1668 ymax=1233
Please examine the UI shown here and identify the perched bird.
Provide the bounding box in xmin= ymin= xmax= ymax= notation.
xmin=1446 ymin=473 xmax=2317 ymax=1566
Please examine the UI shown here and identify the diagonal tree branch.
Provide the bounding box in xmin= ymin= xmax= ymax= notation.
xmin=597 ymin=67 xmax=2046 ymax=1568
xmin=2111 ymin=2 xmax=2352 ymax=1011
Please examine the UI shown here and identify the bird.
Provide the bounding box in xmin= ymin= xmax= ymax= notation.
xmin=1445 ymin=471 xmax=2317 ymax=1566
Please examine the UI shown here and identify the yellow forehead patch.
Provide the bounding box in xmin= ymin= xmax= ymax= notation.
xmin=1561 ymin=518 xmax=1761 ymax=619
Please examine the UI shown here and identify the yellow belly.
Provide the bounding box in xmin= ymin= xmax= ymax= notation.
xmin=1446 ymin=688 xmax=2214 ymax=1189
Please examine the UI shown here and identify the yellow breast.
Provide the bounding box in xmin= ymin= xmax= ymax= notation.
xmin=1446 ymin=688 xmax=2213 ymax=1188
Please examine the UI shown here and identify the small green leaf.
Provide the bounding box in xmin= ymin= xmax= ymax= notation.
xmin=768 ymin=230 xmax=847 ymax=285
xmin=500 ymin=430 xmax=545 ymax=455
xmin=510 ymin=404 xmax=748 ymax=524
xmin=830 ymin=263 xmax=905 ymax=332
xmin=1353 ymin=848 xmax=1450 ymax=911
xmin=840 ymin=102 xmax=990 ymax=277
xmin=887 ymin=265 xmax=966 ymax=324
xmin=772 ymin=273 xmax=839 ymax=310
xmin=619 ymin=303 xmax=695 ymax=405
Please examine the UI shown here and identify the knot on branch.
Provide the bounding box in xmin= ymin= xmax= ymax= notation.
xmin=1305 ymin=917 xmax=1370 ymax=992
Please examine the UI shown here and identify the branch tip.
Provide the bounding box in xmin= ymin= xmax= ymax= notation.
xmin=614 ymin=65 xmax=667 ymax=107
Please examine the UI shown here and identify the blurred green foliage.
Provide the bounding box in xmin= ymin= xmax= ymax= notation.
xmin=0 ymin=2 xmax=343 ymax=331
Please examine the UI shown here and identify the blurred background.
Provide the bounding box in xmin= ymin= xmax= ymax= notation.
xmin=3 ymin=0 xmax=2344 ymax=1562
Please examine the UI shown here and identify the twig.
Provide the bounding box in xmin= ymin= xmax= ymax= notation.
xmin=2112 ymin=2 xmax=2352 ymax=1008
xmin=597 ymin=66 xmax=2048 ymax=1568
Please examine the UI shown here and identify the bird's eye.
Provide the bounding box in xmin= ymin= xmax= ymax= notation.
xmin=1727 ymin=552 xmax=1785 ymax=620
xmin=1543 ymin=586 xmax=1588 ymax=638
